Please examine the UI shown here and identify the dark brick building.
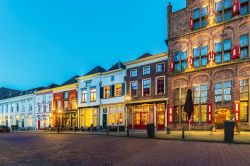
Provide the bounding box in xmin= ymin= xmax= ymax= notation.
xmin=167 ymin=0 xmax=250 ymax=129
xmin=125 ymin=53 xmax=168 ymax=130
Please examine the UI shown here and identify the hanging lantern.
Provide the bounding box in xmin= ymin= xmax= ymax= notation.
xmin=168 ymin=106 xmax=174 ymax=124
xmin=234 ymin=101 xmax=240 ymax=122
xmin=207 ymin=103 xmax=212 ymax=124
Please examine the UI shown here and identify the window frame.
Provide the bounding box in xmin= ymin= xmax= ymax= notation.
xmin=214 ymin=38 xmax=232 ymax=64
xmin=214 ymin=80 xmax=232 ymax=103
xmin=240 ymin=34 xmax=249 ymax=59
xmin=130 ymin=69 xmax=138 ymax=78
xmin=156 ymin=62 xmax=165 ymax=72
xmin=130 ymin=81 xmax=138 ymax=97
xmin=174 ymin=50 xmax=187 ymax=72
xmin=156 ymin=76 xmax=165 ymax=95
xmin=143 ymin=66 xmax=151 ymax=75
xmin=142 ymin=78 xmax=151 ymax=97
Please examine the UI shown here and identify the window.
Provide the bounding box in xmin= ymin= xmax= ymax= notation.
xmin=240 ymin=35 xmax=249 ymax=58
xmin=193 ymin=45 xmax=208 ymax=68
xmin=43 ymin=104 xmax=46 ymax=112
xmin=156 ymin=77 xmax=165 ymax=95
xmin=241 ymin=0 xmax=249 ymax=15
xmin=193 ymin=85 xmax=208 ymax=123
xmin=193 ymin=6 xmax=208 ymax=30
xmin=90 ymin=88 xmax=96 ymax=102
xmin=16 ymin=103 xmax=19 ymax=112
xmin=214 ymin=39 xmax=232 ymax=63
xmin=174 ymin=51 xmax=187 ymax=71
xmin=81 ymin=89 xmax=87 ymax=103
xmin=143 ymin=79 xmax=151 ymax=96
xmin=143 ymin=66 xmax=150 ymax=75
xmin=48 ymin=102 xmax=52 ymax=112
xmin=215 ymin=81 xmax=232 ymax=102
xmin=71 ymin=100 xmax=77 ymax=109
xmin=156 ymin=63 xmax=165 ymax=72
xmin=130 ymin=69 xmax=137 ymax=77
xmin=64 ymin=92 xmax=68 ymax=100
xmin=11 ymin=105 xmax=14 ymax=113
xmin=131 ymin=81 xmax=138 ymax=97
xmin=115 ymin=84 xmax=122 ymax=97
xmin=111 ymin=76 xmax=115 ymax=81
xmin=104 ymin=86 xmax=111 ymax=99
xmin=174 ymin=87 xmax=188 ymax=123
xmin=64 ymin=101 xmax=68 ymax=110
xmin=240 ymin=79 xmax=249 ymax=122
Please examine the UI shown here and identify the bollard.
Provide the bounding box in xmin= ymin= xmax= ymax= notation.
xmin=127 ymin=126 xmax=129 ymax=137
xmin=182 ymin=127 xmax=185 ymax=139
xmin=107 ymin=126 xmax=109 ymax=136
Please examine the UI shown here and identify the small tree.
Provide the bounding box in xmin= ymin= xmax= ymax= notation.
xmin=184 ymin=89 xmax=194 ymax=133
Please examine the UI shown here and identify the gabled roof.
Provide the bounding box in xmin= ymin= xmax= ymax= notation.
xmin=84 ymin=66 xmax=106 ymax=76
xmin=0 ymin=87 xmax=21 ymax=100
xmin=61 ymin=75 xmax=79 ymax=86
xmin=136 ymin=53 xmax=153 ymax=60
xmin=108 ymin=61 xmax=126 ymax=71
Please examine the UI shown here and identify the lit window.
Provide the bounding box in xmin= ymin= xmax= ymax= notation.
xmin=71 ymin=100 xmax=77 ymax=109
xmin=240 ymin=79 xmax=249 ymax=122
xmin=115 ymin=84 xmax=122 ymax=97
xmin=104 ymin=86 xmax=110 ymax=99
xmin=142 ymin=79 xmax=151 ymax=96
xmin=143 ymin=66 xmax=150 ymax=75
xmin=130 ymin=69 xmax=137 ymax=77
xmin=81 ymin=89 xmax=87 ymax=103
xmin=193 ymin=85 xmax=208 ymax=123
xmin=90 ymin=88 xmax=96 ymax=102
xmin=64 ymin=101 xmax=68 ymax=110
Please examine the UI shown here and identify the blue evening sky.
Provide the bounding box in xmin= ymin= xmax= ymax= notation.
xmin=0 ymin=0 xmax=186 ymax=90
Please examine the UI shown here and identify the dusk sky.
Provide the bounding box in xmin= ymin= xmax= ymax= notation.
xmin=0 ymin=0 xmax=186 ymax=90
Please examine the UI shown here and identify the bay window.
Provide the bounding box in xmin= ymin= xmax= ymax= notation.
xmin=193 ymin=45 xmax=208 ymax=68
xmin=174 ymin=51 xmax=187 ymax=71
xmin=214 ymin=39 xmax=232 ymax=63
xmin=142 ymin=79 xmax=151 ymax=96
xmin=193 ymin=85 xmax=208 ymax=123
xmin=131 ymin=81 xmax=138 ymax=97
xmin=156 ymin=76 xmax=165 ymax=95
xmin=240 ymin=34 xmax=249 ymax=58
xmin=215 ymin=81 xmax=232 ymax=102
xmin=240 ymin=79 xmax=249 ymax=122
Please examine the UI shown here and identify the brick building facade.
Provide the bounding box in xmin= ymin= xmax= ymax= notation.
xmin=125 ymin=53 xmax=168 ymax=130
xmin=167 ymin=0 xmax=250 ymax=129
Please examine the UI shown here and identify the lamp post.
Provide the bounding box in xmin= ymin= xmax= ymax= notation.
xmin=125 ymin=95 xmax=131 ymax=137
xmin=57 ymin=109 xmax=62 ymax=134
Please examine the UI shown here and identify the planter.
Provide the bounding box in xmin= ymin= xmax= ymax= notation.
xmin=147 ymin=123 xmax=155 ymax=138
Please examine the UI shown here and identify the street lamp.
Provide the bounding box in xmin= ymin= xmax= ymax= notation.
xmin=125 ymin=95 xmax=131 ymax=136
xmin=57 ymin=109 xmax=62 ymax=134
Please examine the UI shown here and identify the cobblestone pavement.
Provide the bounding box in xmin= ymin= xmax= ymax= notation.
xmin=0 ymin=132 xmax=250 ymax=166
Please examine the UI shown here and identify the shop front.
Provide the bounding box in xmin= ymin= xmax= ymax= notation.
xmin=79 ymin=107 xmax=98 ymax=129
xmin=62 ymin=111 xmax=77 ymax=128
xmin=128 ymin=103 xmax=166 ymax=130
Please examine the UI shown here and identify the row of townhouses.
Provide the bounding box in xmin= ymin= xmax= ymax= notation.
xmin=1 ymin=0 xmax=250 ymax=130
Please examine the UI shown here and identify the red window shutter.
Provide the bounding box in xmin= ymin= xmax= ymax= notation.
xmin=190 ymin=16 xmax=194 ymax=30
xmin=168 ymin=106 xmax=174 ymax=124
xmin=208 ymin=51 xmax=215 ymax=64
xmin=234 ymin=101 xmax=240 ymax=122
xmin=187 ymin=56 xmax=194 ymax=67
xmin=207 ymin=103 xmax=212 ymax=124
xmin=231 ymin=46 xmax=240 ymax=60
xmin=169 ymin=59 xmax=174 ymax=72
xmin=232 ymin=0 xmax=241 ymax=17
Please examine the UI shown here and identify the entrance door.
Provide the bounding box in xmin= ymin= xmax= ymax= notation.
xmin=214 ymin=108 xmax=231 ymax=125
xmin=103 ymin=114 xmax=107 ymax=129
xmin=134 ymin=112 xmax=148 ymax=129
xmin=38 ymin=120 xmax=40 ymax=130
xmin=157 ymin=111 xmax=165 ymax=130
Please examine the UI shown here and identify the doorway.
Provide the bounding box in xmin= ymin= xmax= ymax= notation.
xmin=134 ymin=112 xmax=148 ymax=129
xmin=157 ymin=111 xmax=165 ymax=130
xmin=103 ymin=114 xmax=107 ymax=129
xmin=214 ymin=108 xmax=231 ymax=124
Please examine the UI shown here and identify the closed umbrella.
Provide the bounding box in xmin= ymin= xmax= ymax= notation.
xmin=184 ymin=89 xmax=194 ymax=133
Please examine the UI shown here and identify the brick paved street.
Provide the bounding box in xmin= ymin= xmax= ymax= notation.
xmin=0 ymin=133 xmax=250 ymax=166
